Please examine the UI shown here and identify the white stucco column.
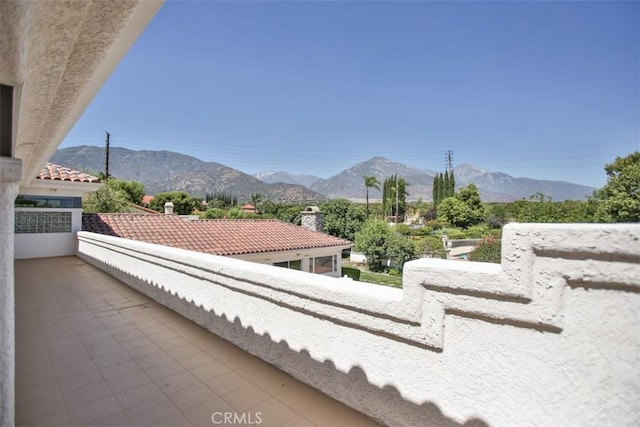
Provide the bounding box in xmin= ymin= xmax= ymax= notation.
xmin=0 ymin=158 xmax=22 ymax=426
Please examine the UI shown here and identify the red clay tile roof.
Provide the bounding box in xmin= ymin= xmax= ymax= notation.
xmin=37 ymin=163 xmax=100 ymax=183
xmin=141 ymin=195 xmax=154 ymax=205
xmin=82 ymin=213 xmax=351 ymax=256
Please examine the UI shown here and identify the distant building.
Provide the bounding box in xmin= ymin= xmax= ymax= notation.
xmin=15 ymin=163 xmax=101 ymax=259
xmin=82 ymin=213 xmax=351 ymax=277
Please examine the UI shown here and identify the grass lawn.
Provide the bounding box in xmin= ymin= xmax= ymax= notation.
xmin=358 ymin=270 xmax=403 ymax=288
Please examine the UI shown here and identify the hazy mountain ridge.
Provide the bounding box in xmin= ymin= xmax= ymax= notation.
xmin=51 ymin=146 xmax=595 ymax=202
xmin=254 ymin=171 xmax=322 ymax=188
xmin=50 ymin=146 xmax=325 ymax=203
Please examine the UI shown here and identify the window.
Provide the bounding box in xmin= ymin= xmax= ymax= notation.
xmin=273 ymin=260 xmax=302 ymax=271
xmin=15 ymin=195 xmax=82 ymax=208
xmin=313 ymin=255 xmax=336 ymax=274
xmin=15 ymin=211 xmax=72 ymax=233
xmin=0 ymin=84 xmax=12 ymax=157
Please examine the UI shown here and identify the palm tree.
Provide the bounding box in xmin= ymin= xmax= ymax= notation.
xmin=363 ymin=175 xmax=380 ymax=217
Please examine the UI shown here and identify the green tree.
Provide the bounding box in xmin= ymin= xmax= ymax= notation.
xmin=385 ymin=231 xmax=417 ymax=268
xmin=456 ymin=183 xmax=485 ymax=224
xmin=354 ymin=219 xmax=416 ymax=272
xmin=354 ymin=219 xmax=390 ymax=272
xmin=82 ymin=184 xmax=128 ymax=213
xmin=107 ymin=179 xmax=145 ymax=205
xmin=437 ymin=184 xmax=485 ymax=228
xmin=592 ymin=151 xmax=640 ymax=222
xmin=382 ymin=174 xmax=409 ymax=221
xmin=321 ymin=198 xmax=366 ymax=241
xmin=150 ymin=191 xmax=197 ymax=215
xmin=203 ymin=208 xmax=226 ymax=219
xmin=432 ymin=173 xmax=441 ymax=206
xmin=363 ymin=175 xmax=381 ymax=217
xmin=250 ymin=193 xmax=264 ymax=214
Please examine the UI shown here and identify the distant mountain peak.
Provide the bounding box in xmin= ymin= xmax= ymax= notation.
xmin=52 ymin=146 xmax=596 ymax=203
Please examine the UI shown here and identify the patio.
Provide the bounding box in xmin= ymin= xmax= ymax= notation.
xmin=14 ymin=256 xmax=379 ymax=426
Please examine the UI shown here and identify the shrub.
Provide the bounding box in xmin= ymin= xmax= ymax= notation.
xmin=394 ymin=223 xmax=411 ymax=235
xmin=441 ymin=228 xmax=466 ymax=239
xmin=469 ymin=238 xmax=502 ymax=263
xmin=341 ymin=266 xmax=361 ymax=281
xmin=464 ymin=224 xmax=491 ymax=239
xmin=415 ymin=236 xmax=447 ymax=259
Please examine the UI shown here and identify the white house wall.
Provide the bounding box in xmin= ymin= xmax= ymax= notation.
xmin=14 ymin=208 xmax=82 ymax=259
xmin=232 ymin=246 xmax=349 ymax=278
xmin=77 ymin=223 xmax=640 ymax=427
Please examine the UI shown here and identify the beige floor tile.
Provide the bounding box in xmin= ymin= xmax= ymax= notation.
xmin=204 ymin=371 xmax=250 ymax=396
xmin=190 ymin=359 xmax=232 ymax=382
xmin=54 ymin=358 xmax=98 ymax=380
xmin=67 ymin=395 xmax=123 ymax=426
xmin=166 ymin=381 xmax=218 ymax=412
xmin=144 ymin=360 xmax=186 ymax=382
xmin=106 ymin=369 xmax=153 ymax=394
xmin=182 ymin=396 xmax=235 ymax=426
xmin=221 ymin=382 xmax=271 ymax=412
xmin=20 ymin=409 xmax=70 ymax=427
xmin=125 ymin=396 xmax=181 ymax=427
xmin=99 ymin=360 xmax=140 ymax=381
xmin=178 ymin=350 xmax=216 ymax=370
xmin=91 ymin=410 xmax=133 ymax=426
xmin=126 ymin=342 xmax=163 ymax=359
xmin=16 ymin=393 xmax=67 ymax=424
xmin=57 ymin=369 xmax=104 ymax=393
xmin=116 ymin=382 xmax=166 ymax=410
xmin=62 ymin=381 xmax=113 ymax=409
xmin=277 ymin=381 xmax=326 ymax=414
xmin=133 ymin=350 xmax=173 ymax=369
xmin=15 ymin=258 xmax=378 ymax=427
xmin=16 ymin=380 xmax=62 ymax=408
xmin=279 ymin=414 xmax=318 ymax=427
xmin=156 ymin=335 xmax=191 ymax=351
xmin=299 ymin=394 xmax=369 ymax=427
xmin=249 ymin=397 xmax=298 ymax=426
xmin=147 ymin=328 xmax=180 ymax=343
xmin=120 ymin=335 xmax=155 ymax=351
xmin=155 ymin=370 xmax=200 ymax=395
xmin=113 ymin=329 xmax=145 ymax=343
xmin=16 ymin=355 xmax=56 ymax=389
xmin=165 ymin=342 xmax=201 ymax=359
xmin=93 ymin=350 xmax=132 ymax=369
xmin=155 ymin=412 xmax=191 ymax=426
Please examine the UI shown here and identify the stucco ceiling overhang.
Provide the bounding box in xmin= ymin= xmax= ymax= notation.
xmin=0 ymin=0 xmax=163 ymax=187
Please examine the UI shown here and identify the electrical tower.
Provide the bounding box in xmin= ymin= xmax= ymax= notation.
xmin=445 ymin=150 xmax=453 ymax=173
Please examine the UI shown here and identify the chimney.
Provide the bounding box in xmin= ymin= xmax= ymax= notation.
xmin=301 ymin=206 xmax=324 ymax=232
xmin=164 ymin=202 xmax=174 ymax=215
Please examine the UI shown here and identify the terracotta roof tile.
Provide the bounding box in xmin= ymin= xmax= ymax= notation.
xmin=37 ymin=163 xmax=101 ymax=183
xmin=82 ymin=213 xmax=351 ymax=256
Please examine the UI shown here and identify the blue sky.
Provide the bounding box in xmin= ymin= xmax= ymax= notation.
xmin=60 ymin=0 xmax=639 ymax=188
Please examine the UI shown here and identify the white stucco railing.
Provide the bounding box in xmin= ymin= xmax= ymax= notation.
xmin=77 ymin=223 xmax=640 ymax=427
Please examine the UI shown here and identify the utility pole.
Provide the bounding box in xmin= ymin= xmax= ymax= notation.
xmin=105 ymin=131 xmax=110 ymax=179
xmin=445 ymin=150 xmax=453 ymax=173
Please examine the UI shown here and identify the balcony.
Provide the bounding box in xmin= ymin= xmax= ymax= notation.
xmin=14 ymin=223 xmax=640 ymax=426
xmin=15 ymin=256 xmax=379 ymax=426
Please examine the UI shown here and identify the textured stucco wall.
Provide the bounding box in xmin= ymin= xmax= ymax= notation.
xmin=0 ymin=158 xmax=22 ymax=426
xmin=77 ymin=224 xmax=640 ymax=427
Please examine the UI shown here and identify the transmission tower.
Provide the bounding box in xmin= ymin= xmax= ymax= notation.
xmin=445 ymin=150 xmax=453 ymax=173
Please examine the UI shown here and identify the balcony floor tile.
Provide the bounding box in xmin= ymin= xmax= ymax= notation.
xmin=15 ymin=256 xmax=380 ymax=426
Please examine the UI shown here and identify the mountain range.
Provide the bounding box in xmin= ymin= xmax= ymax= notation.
xmin=50 ymin=146 xmax=595 ymax=203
